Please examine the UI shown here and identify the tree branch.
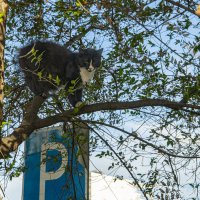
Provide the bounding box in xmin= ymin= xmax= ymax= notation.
xmin=0 ymin=95 xmax=44 ymax=158
xmin=0 ymin=98 xmax=199 ymax=158
xmin=35 ymin=99 xmax=200 ymax=129
xmin=65 ymin=24 xmax=106 ymax=47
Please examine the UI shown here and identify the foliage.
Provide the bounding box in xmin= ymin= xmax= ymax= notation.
xmin=1 ymin=0 xmax=200 ymax=199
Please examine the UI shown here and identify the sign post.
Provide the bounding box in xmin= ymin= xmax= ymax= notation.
xmin=22 ymin=124 xmax=89 ymax=200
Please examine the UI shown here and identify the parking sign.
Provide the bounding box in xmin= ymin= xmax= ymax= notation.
xmin=23 ymin=126 xmax=88 ymax=200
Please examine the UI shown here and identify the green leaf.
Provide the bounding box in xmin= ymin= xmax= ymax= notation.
xmin=124 ymin=27 xmax=128 ymax=35
xmin=37 ymin=71 xmax=42 ymax=79
xmin=73 ymin=107 xmax=79 ymax=114
xmin=71 ymin=80 xmax=76 ymax=85
xmin=119 ymin=68 xmax=123 ymax=76
xmin=0 ymin=12 xmax=5 ymax=23
xmin=55 ymin=75 xmax=60 ymax=85
xmin=76 ymin=1 xmax=81 ymax=7
xmin=0 ymin=12 xmax=5 ymax=18
xmin=48 ymin=73 xmax=52 ymax=80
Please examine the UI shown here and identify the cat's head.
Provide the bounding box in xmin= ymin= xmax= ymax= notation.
xmin=78 ymin=48 xmax=103 ymax=72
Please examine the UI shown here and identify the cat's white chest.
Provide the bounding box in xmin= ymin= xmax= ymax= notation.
xmin=80 ymin=68 xmax=95 ymax=85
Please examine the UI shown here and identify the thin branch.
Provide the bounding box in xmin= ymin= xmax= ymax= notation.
xmin=89 ymin=125 xmax=149 ymax=200
xmin=78 ymin=119 xmax=200 ymax=159
xmin=127 ymin=14 xmax=200 ymax=69
xmin=165 ymin=0 xmax=197 ymax=16
xmin=65 ymin=24 xmax=106 ymax=47
xmin=168 ymin=156 xmax=179 ymax=184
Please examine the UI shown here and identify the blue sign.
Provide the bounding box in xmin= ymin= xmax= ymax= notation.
xmin=23 ymin=127 xmax=87 ymax=200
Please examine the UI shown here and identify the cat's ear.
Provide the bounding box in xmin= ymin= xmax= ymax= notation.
xmin=98 ymin=48 xmax=103 ymax=55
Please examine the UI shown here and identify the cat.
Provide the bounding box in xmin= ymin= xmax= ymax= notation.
xmin=18 ymin=41 xmax=103 ymax=107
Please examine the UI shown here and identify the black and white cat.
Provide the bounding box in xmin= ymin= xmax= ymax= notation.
xmin=19 ymin=41 xmax=103 ymax=107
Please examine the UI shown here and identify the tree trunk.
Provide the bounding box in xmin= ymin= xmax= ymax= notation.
xmin=0 ymin=0 xmax=8 ymax=129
